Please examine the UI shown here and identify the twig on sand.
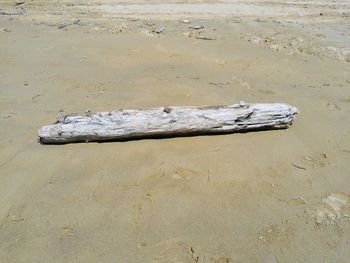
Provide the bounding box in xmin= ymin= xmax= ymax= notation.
xmin=155 ymin=26 xmax=165 ymax=34
xmin=195 ymin=36 xmax=216 ymax=40
xmin=189 ymin=25 xmax=204 ymax=30
xmin=190 ymin=247 xmax=199 ymax=263
xmin=291 ymin=163 xmax=306 ymax=170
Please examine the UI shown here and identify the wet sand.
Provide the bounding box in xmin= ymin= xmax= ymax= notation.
xmin=0 ymin=1 xmax=350 ymax=262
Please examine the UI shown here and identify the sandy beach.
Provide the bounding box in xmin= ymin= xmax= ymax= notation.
xmin=0 ymin=1 xmax=350 ymax=262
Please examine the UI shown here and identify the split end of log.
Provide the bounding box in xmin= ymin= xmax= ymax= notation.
xmin=38 ymin=102 xmax=298 ymax=144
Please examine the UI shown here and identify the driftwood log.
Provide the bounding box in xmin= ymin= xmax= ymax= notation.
xmin=38 ymin=102 xmax=298 ymax=144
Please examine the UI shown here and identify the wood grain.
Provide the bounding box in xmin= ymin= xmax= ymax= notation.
xmin=38 ymin=102 xmax=298 ymax=144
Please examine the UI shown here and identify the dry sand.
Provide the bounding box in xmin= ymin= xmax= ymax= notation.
xmin=0 ymin=1 xmax=350 ymax=262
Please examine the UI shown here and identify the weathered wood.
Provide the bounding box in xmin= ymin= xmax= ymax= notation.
xmin=38 ymin=102 xmax=298 ymax=144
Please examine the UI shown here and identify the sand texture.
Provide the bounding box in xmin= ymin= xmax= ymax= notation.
xmin=0 ymin=1 xmax=350 ymax=262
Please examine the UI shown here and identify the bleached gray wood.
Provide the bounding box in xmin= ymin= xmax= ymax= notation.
xmin=38 ymin=102 xmax=298 ymax=144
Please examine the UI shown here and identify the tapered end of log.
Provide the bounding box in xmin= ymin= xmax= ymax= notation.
xmin=38 ymin=102 xmax=298 ymax=144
